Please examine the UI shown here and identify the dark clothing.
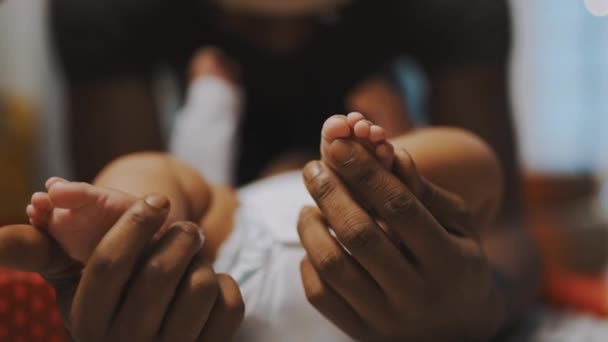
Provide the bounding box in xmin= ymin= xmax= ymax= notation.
xmin=50 ymin=0 xmax=511 ymax=184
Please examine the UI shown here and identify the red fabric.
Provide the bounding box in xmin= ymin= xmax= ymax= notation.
xmin=543 ymin=268 xmax=608 ymax=318
xmin=0 ymin=269 xmax=67 ymax=342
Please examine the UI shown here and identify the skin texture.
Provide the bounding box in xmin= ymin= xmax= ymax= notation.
xmin=20 ymin=112 xmax=523 ymax=340
xmin=0 ymin=197 xmax=244 ymax=341
xmin=298 ymin=126 xmax=532 ymax=341
xmin=49 ymin=0 xmax=538 ymax=338
xmin=51 ymin=73 xmax=534 ymax=341
xmin=27 ymin=152 xmax=234 ymax=264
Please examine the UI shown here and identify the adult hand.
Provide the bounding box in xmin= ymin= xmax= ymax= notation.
xmin=0 ymin=195 xmax=243 ymax=342
xmin=298 ymin=140 xmax=506 ymax=341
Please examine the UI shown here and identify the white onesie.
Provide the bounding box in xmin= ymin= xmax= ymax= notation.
xmin=215 ymin=171 xmax=354 ymax=342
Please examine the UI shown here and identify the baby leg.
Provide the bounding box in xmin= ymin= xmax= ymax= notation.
xmin=93 ymin=152 xmax=212 ymax=224
xmin=170 ymin=48 xmax=242 ymax=185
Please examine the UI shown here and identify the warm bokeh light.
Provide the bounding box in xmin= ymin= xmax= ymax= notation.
xmin=586 ymin=0 xmax=608 ymax=16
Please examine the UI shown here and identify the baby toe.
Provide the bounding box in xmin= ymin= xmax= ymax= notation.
xmin=322 ymin=115 xmax=351 ymax=142
xmin=48 ymin=181 xmax=97 ymax=209
xmin=346 ymin=112 xmax=366 ymax=128
xmin=45 ymin=177 xmax=68 ymax=191
xmin=26 ymin=204 xmax=49 ymax=227
xmin=369 ymin=125 xmax=386 ymax=144
xmin=31 ymin=192 xmax=52 ymax=213
xmin=353 ymin=120 xmax=371 ymax=139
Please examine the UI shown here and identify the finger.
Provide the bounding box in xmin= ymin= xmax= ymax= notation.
xmin=113 ymin=222 xmax=204 ymax=340
xmin=323 ymin=140 xmax=454 ymax=259
xmin=393 ymin=149 xmax=474 ymax=237
xmin=300 ymin=258 xmax=371 ymax=341
xmin=161 ymin=252 xmax=220 ymax=342
xmin=302 ymin=163 xmax=419 ymax=288
xmin=197 ymin=274 xmax=245 ymax=342
xmin=71 ymin=195 xmax=170 ymax=339
xmin=298 ymin=206 xmax=417 ymax=306
xmin=298 ymin=207 xmax=390 ymax=325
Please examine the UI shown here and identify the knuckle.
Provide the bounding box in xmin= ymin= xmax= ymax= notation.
xmin=384 ymin=191 xmax=418 ymax=219
xmin=87 ymin=254 xmax=123 ymax=277
xmin=300 ymin=259 xmax=332 ymax=309
xmin=190 ymin=268 xmax=220 ymax=298
xmin=143 ymin=259 xmax=177 ymax=283
xmin=127 ymin=205 xmax=152 ymax=226
xmin=218 ymin=275 xmax=245 ymax=320
xmin=341 ymin=219 xmax=379 ymax=250
xmin=304 ymin=281 xmax=328 ymax=308
xmin=310 ymin=174 xmax=337 ymax=202
xmin=224 ymin=294 xmax=245 ymax=321
xmin=298 ymin=207 xmax=320 ymax=230
xmin=316 ymin=250 xmax=347 ymax=277
xmin=351 ymin=165 xmax=377 ymax=188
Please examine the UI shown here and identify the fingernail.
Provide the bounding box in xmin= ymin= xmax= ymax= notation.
xmin=304 ymin=161 xmax=324 ymax=181
xmin=145 ymin=194 xmax=170 ymax=210
xmin=330 ymin=140 xmax=355 ymax=165
xmin=173 ymin=222 xmax=206 ymax=246
xmin=45 ymin=177 xmax=67 ymax=190
xmin=182 ymin=222 xmax=206 ymax=239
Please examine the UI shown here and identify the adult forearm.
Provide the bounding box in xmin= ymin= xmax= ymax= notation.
xmin=68 ymin=79 xmax=164 ymax=181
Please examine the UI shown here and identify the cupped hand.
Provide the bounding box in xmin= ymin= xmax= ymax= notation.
xmin=0 ymin=195 xmax=243 ymax=342
xmin=299 ymin=140 xmax=506 ymax=341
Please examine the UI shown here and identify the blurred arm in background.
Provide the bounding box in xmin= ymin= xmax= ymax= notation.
xmin=49 ymin=0 xmax=188 ymax=181
xmin=405 ymin=0 xmax=541 ymax=329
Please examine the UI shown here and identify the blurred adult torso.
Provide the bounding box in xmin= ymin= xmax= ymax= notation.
xmin=51 ymin=0 xmax=510 ymax=184
xmin=164 ymin=1 xmax=412 ymax=183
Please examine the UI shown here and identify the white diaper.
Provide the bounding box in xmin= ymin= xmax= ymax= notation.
xmin=214 ymin=171 xmax=353 ymax=342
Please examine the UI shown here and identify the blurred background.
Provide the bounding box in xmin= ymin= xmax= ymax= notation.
xmin=2 ymin=0 xmax=608 ymax=340
xmin=2 ymin=0 xmax=608 ymax=193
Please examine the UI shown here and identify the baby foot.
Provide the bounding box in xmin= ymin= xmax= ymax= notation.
xmin=189 ymin=47 xmax=241 ymax=85
xmin=27 ymin=177 xmax=137 ymax=263
xmin=321 ymin=112 xmax=395 ymax=169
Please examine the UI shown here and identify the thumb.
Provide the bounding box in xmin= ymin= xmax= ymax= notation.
xmin=0 ymin=225 xmax=81 ymax=327
xmin=0 ymin=225 xmax=78 ymax=277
